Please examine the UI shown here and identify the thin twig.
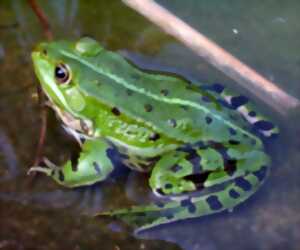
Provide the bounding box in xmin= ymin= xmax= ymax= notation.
xmin=27 ymin=0 xmax=53 ymax=184
xmin=32 ymin=86 xmax=48 ymax=167
xmin=123 ymin=0 xmax=299 ymax=115
xmin=27 ymin=0 xmax=53 ymax=40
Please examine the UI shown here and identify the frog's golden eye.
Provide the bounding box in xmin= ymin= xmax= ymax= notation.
xmin=55 ymin=63 xmax=71 ymax=85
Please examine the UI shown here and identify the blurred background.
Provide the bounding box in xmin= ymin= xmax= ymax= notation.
xmin=0 ymin=0 xmax=299 ymax=249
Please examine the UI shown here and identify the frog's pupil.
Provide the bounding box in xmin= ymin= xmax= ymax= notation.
xmin=55 ymin=64 xmax=69 ymax=84
xmin=56 ymin=67 xmax=65 ymax=78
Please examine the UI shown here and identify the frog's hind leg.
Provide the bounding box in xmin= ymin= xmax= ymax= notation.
xmin=28 ymin=139 xmax=116 ymax=187
xmin=149 ymin=145 xmax=270 ymax=197
xmin=98 ymin=146 xmax=270 ymax=233
xmin=201 ymin=83 xmax=279 ymax=138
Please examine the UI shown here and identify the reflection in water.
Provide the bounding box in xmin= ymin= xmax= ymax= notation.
xmin=0 ymin=44 xmax=4 ymax=61
xmin=0 ymin=187 xmax=103 ymax=213
xmin=0 ymin=0 xmax=299 ymax=249
xmin=0 ymin=130 xmax=19 ymax=181
xmin=0 ymin=127 xmax=104 ymax=215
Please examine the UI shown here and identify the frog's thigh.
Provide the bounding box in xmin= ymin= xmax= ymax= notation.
xmin=149 ymin=147 xmax=229 ymax=196
xmin=149 ymin=151 xmax=197 ymax=196
xmin=149 ymin=146 xmax=270 ymax=196
xmin=53 ymin=139 xmax=115 ymax=187
xmin=203 ymin=146 xmax=270 ymax=188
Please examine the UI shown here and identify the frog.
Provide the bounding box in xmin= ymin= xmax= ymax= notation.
xmin=29 ymin=37 xmax=278 ymax=233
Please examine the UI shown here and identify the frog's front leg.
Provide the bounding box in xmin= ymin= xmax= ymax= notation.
xmin=28 ymin=139 xmax=115 ymax=187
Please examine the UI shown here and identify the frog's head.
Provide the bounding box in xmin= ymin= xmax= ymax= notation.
xmin=31 ymin=37 xmax=103 ymax=115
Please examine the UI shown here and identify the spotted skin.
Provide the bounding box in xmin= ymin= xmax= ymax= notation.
xmin=100 ymin=168 xmax=268 ymax=233
xmin=31 ymin=139 xmax=115 ymax=187
xmin=99 ymin=140 xmax=270 ymax=233
xmin=200 ymin=83 xmax=279 ymax=138
xmin=29 ymin=38 xmax=278 ymax=234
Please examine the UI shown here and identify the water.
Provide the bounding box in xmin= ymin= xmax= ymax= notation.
xmin=0 ymin=0 xmax=299 ymax=249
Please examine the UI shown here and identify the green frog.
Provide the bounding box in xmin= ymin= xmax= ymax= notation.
xmin=29 ymin=37 xmax=278 ymax=233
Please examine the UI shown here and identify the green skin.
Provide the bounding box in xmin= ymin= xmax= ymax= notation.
xmin=29 ymin=37 xmax=278 ymax=233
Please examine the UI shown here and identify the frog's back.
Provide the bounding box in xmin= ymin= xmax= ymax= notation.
xmin=53 ymin=38 xmax=276 ymax=146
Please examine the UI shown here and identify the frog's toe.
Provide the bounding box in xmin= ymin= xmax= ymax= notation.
xmin=43 ymin=157 xmax=58 ymax=169
xmin=27 ymin=166 xmax=53 ymax=176
xmin=27 ymin=158 xmax=58 ymax=176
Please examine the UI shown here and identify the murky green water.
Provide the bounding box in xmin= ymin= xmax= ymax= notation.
xmin=0 ymin=0 xmax=299 ymax=249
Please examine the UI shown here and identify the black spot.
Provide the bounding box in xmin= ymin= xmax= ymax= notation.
xmin=243 ymin=134 xmax=249 ymax=139
xmin=253 ymin=166 xmax=268 ymax=182
xmin=164 ymin=183 xmax=173 ymax=189
xmin=218 ymin=98 xmax=233 ymax=109
xmin=93 ymin=161 xmax=101 ymax=175
xmin=168 ymin=119 xmax=177 ymax=127
xmin=180 ymin=199 xmax=197 ymax=213
xmin=165 ymin=213 xmax=175 ymax=219
xmin=194 ymin=141 xmax=206 ymax=148
xmin=149 ymin=133 xmax=160 ymax=141
xmin=229 ymin=189 xmax=240 ymax=199
xmin=156 ymin=188 xmax=165 ymax=195
xmin=235 ymin=177 xmax=252 ymax=191
xmin=126 ymin=89 xmax=133 ymax=96
xmin=211 ymin=142 xmax=225 ymax=150
xmin=106 ymin=147 xmax=122 ymax=168
xmin=248 ymin=111 xmax=256 ymax=117
xmin=190 ymin=156 xmax=202 ymax=173
xmin=183 ymin=148 xmax=201 ymax=173
xmin=254 ymin=120 xmax=274 ymax=131
xmin=70 ymin=151 xmax=79 ymax=172
xmin=144 ymin=104 xmax=153 ymax=112
xmin=58 ymin=170 xmax=65 ymax=182
xmin=224 ymin=159 xmax=237 ymax=176
xmin=228 ymin=140 xmax=240 ymax=145
xmin=160 ymin=89 xmax=169 ymax=96
xmin=111 ymin=107 xmax=121 ymax=116
xmin=229 ymin=128 xmax=237 ymax=135
xmin=202 ymin=83 xmax=224 ymax=93
xmin=206 ymin=195 xmax=223 ymax=210
xmin=184 ymin=171 xmax=211 ymax=190
xmin=171 ymin=164 xmax=182 ymax=173
xmin=205 ymin=116 xmax=212 ymax=124
xmin=269 ymin=132 xmax=279 ymax=140
xmin=231 ymin=96 xmax=248 ymax=109
xmin=184 ymin=148 xmax=198 ymax=160
xmin=180 ymin=105 xmax=189 ymax=111
xmin=202 ymin=96 xmax=211 ymax=103
xmin=211 ymin=83 xmax=225 ymax=93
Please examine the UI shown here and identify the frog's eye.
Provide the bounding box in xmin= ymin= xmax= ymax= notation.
xmin=55 ymin=63 xmax=71 ymax=85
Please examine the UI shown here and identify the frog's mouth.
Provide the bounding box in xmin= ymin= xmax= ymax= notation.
xmin=31 ymin=50 xmax=72 ymax=114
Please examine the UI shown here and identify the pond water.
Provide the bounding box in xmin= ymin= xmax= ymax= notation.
xmin=0 ymin=0 xmax=299 ymax=249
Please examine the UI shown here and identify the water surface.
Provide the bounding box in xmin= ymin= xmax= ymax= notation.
xmin=0 ymin=1 xmax=299 ymax=249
